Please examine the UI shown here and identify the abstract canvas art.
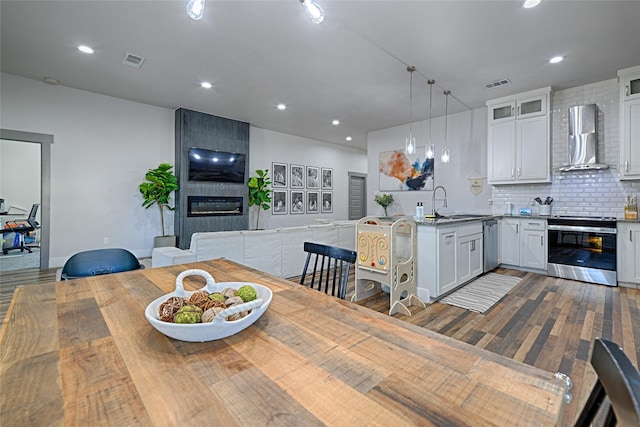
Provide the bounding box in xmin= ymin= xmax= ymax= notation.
xmin=379 ymin=148 xmax=434 ymax=191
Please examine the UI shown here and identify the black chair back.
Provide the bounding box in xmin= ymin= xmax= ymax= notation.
xmin=574 ymin=338 xmax=640 ymax=427
xmin=61 ymin=248 xmax=144 ymax=280
xmin=300 ymin=242 xmax=356 ymax=299
xmin=27 ymin=203 xmax=40 ymax=229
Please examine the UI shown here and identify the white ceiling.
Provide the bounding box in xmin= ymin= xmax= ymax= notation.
xmin=2 ymin=1 xmax=639 ymax=151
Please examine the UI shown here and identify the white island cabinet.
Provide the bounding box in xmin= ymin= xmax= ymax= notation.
xmin=417 ymin=221 xmax=483 ymax=302
xmin=617 ymin=222 xmax=640 ymax=286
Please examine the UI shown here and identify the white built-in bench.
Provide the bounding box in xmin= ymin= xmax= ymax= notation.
xmin=152 ymin=220 xmax=356 ymax=279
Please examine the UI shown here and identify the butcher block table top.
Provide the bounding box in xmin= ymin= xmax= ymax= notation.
xmin=1 ymin=259 xmax=566 ymax=426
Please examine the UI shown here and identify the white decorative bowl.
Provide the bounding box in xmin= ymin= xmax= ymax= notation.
xmin=145 ymin=269 xmax=272 ymax=342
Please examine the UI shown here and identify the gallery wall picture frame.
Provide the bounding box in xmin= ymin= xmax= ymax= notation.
xmin=321 ymin=192 xmax=333 ymax=213
xmin=272 ymin=190 xmax=287 ymax=215
xmin=321 ymin=167 xmax=333 ymax=190
xmin=307 ymin=191 xmax=319 ymax=214
xmin=272 ymin=162 xmax=288 ymax=188
xmin=290 ymin=164 xmax=305 ymax=189
xmin=306 ymin=166 xmax=320 ymax=189
xmin=290 ymin=190 xmax=304 ymax=214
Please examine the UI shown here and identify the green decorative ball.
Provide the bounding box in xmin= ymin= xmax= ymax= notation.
xmin=236 ymin=285 xmax=257 ymax=302
xmin=208 ymin=293 xmax=226 ymax=303
xmin=174 ymin=304 xmax=202 ymax=324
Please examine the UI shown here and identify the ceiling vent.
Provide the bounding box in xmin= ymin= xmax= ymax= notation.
xmin=121 ymin=52 xmax=145 ymax=69
xmin=485 ymin=78 xmax=511 ymax=89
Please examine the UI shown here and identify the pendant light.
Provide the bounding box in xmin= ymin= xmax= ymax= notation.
xmin=186 ymin=0 xmax=205 ymax=20
xmin=441 ymin=90 xmax=451 ymax=163
xmin=405 ymin=66 xmax=416 ymax=155
xmin=425 ymin=79 xmax=435 ymax=159
xmin=299 ymin=0 xmax=325 ymax=24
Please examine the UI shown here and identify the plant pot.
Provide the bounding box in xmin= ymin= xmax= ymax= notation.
xmin=154 ymin=235 xmax=177 ymax=248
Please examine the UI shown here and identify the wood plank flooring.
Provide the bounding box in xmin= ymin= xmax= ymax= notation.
xmin=3 ymin=266 xmax=639 ymax=426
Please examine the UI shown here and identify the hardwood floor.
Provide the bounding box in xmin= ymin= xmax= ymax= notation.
xmin=3 ymin=266 xmax=639 ymax=425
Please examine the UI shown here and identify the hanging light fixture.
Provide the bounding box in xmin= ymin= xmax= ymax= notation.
xmin=405 ymin=66 xmax=416 ymax=155
xmin=186 ymin=0 xmax=205 ymax=20
xmin=425 ymin=79 xmax=435 ymax=159
xmin=441 ymin=90 xmax=451 ymax=163
xmin=299 ymin=0 xmax=325 ymax=24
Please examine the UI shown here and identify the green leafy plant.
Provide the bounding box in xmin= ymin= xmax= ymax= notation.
xmin=374 ymin=193 xmax=394 ymax=217
xmin=248 ymin=169 xmax=272 ymax=229
xmin=139 ymin=163 xmax=179 ymax=237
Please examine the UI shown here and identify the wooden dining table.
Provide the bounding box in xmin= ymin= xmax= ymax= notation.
xmin=1 ymin=258 xmax=567 ymax=426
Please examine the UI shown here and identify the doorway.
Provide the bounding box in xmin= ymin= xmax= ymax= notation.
xmin=348 ymin=172 xmax=366 ymax=220
xmin=0 ymin=129 xmax=52 ymax=270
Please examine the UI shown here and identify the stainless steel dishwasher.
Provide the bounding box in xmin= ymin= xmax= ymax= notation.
xmin=483 ymin=219 xmax=499 ymax=272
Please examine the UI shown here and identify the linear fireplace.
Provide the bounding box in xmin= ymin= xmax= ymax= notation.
xmin=188 ymin=196 xmax=243 ymax=217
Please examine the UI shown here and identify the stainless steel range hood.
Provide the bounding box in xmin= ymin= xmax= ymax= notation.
xmin=558 ymin=104 xmax=609 ymax=171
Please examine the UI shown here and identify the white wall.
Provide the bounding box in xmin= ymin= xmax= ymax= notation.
xmin=249 ymin=127 xmax=367 ymax=229
xmin=1 ymin=73 xmax=175 ymax=266
xmin=367 ymin=108 xmax=490 ymax=217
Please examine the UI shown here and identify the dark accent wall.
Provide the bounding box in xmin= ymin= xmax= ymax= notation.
xmin=174 ymin=109 xmax=249 ymax=248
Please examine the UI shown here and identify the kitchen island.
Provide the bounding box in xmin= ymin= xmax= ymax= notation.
xmin=415 ymin=215 xmax=496 ymax=301
xmin=1 ymin=258 xmax=566 ymax=426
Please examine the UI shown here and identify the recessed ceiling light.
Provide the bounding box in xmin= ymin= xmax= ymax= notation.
xmin=346 ymin=136 xmax=352 ymax=141
xmin=332 ymin=120 xmax=340 ymax=125
xmin=277 ymin=103 xmax=287 ymax=110
xmin=549 ymin=56 xmax=564 ymax=64
xmin=523 ymin=0 xmax=541 ymax=8
xmin=200 ymin=82 xmax=212 ymax=89
xmin=78 ymin=45 xmax=94 ymax=54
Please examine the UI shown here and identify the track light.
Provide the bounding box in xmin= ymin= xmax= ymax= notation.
xmin=187 ymin=0 xmax=205 ymax=20
xmin=299 ymin=0 xmax=325 ymax=24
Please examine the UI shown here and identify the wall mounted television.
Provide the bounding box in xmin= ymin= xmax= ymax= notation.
xmin=188 ymin=147 xmax=246 ymax=183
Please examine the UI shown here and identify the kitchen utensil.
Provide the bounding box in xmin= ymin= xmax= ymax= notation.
xmin=545 ymin=197 xmax=553 ymax=205
xmin=534 ymin=197 xmax=543 ymax=205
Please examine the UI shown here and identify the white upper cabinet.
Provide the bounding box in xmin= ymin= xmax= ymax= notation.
xmin=619 ymin=65 xmax=640 ymax=179
xmin=487 ymin=87 xmax=551 ymax=185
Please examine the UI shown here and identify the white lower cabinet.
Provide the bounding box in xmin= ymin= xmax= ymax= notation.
xmin=617 ymin=223 xmax=640 ymax=284
xmin=500 ymin=218 xmax=546 ymax=271
xmin=417 ymin=222 xmax=483 ymax=301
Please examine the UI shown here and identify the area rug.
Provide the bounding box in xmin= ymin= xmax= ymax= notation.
xmin=439 ymin=273 xmax=522 ymax=313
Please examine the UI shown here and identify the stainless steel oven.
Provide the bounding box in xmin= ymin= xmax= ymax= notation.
xmin=547 ymin=216 xmax=617 ymax=286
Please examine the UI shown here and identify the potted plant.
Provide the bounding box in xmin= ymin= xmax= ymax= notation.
xmin=248 ymin=169 xmax=272 ymax=230
xmin=374 ymin=193 xmax=394 ymax=217
xmin=139 ymin=163 xmax=180 ymax=247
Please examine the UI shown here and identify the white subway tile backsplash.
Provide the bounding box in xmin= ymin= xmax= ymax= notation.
xmin=491 ymin=76 xmax=639 ymax=219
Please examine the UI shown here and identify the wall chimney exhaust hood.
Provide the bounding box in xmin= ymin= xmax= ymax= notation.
xmin=559 ymin=104 xmax=608 ymax=171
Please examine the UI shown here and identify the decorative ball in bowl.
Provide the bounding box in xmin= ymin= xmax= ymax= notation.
xmin=145 ymin=269 xmax=273 ymax=342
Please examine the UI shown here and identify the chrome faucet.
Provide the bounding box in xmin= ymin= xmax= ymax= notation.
xmin=432 ymin=185 xmax=447 ymax=216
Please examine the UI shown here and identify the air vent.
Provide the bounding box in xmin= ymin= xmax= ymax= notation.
xmin=485 ymin=78 xmax=511 ymax=89
xmin=121 ymin=52 xmax=145 ymax=69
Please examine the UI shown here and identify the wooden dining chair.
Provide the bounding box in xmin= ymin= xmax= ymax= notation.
xmin=574 ymin=338 xmax=640 ymax=427
xmin=299 ymin=242 xmax=357 ymax=299
xmin=61 ymin=248 xmax=144 ymax=280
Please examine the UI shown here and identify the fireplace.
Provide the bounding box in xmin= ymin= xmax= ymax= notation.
xmin=187 ymin=196 xmax=243 ymax=217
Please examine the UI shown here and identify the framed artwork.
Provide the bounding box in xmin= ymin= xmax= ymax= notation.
xmin=306 ymin=166 xmax=320 ymax=189
xmin=290 ymin=191 xmax=304 ymax=214
xmin=379 ymin=148 xmax=434 ymax=191
xmin=272 ymin=190 xmax=287 ymax=214
xmin=307 ymin=191 xmax=319 ymax=214
xmin=290 ymin=164 xmax=304 ymax=189
xmin=321 ymin=167 xmax=333 ymax=190
xmin=321 ymin=192 xmax=333 ymax=213
xmin=272 ymin=162 xmax=287 ymax=188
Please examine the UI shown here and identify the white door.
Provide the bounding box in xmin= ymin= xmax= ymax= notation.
xmin=488 ymin=121 xmax=516 ymax=183
xmin=500 ymin=219 xmax=520 ymax=266
xmin=621 ymin=98 xmax=640 ymax=178
xmin=517 ymin=115 xmax=548 ymax=182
